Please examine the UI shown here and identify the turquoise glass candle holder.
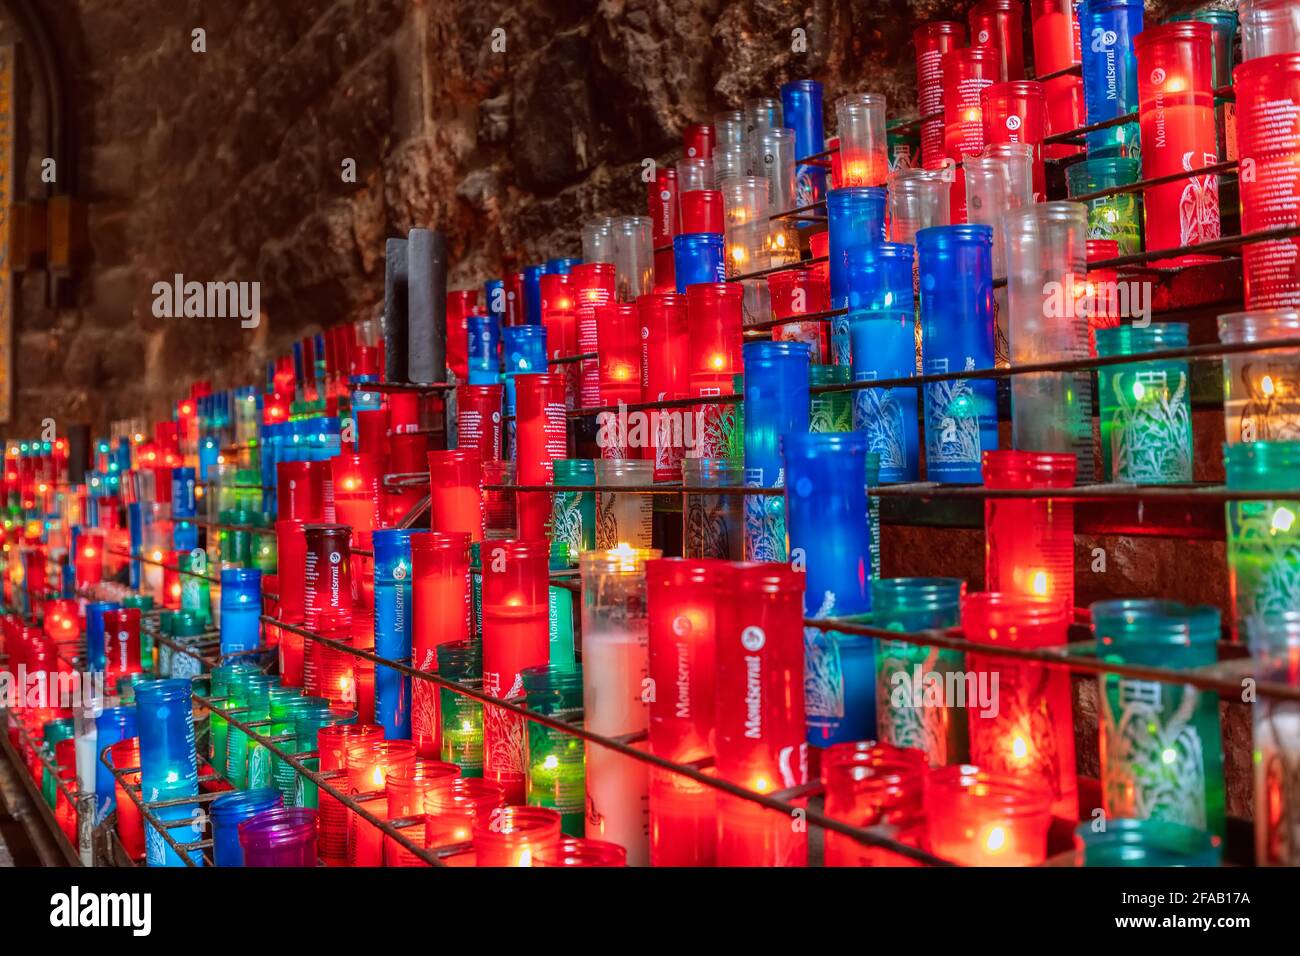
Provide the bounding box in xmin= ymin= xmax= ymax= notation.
xmin=438 ymin=640 xmax=485 ymax=778
xmin=809 ymin=364 xmax=853 ymax=433
xmin=521 ymin=664 xmax=586 ymax=836
xmin=551 ymin=459 xmax=596 ymax=568
xmin=1074 ymin=818 xmax=1220 ymax=866
xmin=1091 ymin=599 xmax=1225 ymax=838
xmin=1065 ymin=157 xmax=1144 ymax=256
xmin=1244 ymin=611 xmax=1300 ymax=866
xmin=1095 ymin=323 xmax=1193 ymax=484
xmin=1225 ymin=441 xmax=1300 ymax=638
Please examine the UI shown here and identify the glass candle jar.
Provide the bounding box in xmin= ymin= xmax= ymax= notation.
xmin=437 ymin=640 xmax=484 ymax=778
xmin=781 ymin=79 xmax=826 ymax=208
xmin=346 ymin=739 xmax=417 ymax=866
xmin=481 ymin=540 xmax=550 ymax=779
xmin=917 ymin=225 xmax=998 ymax=483
xmin=594 ymin=458 xmax=654 ymax=550
xmin=211 ymin=788 xmax=282 ymax=867
xmin=714 ymin=562 xmax=809 ymax=867
xmin=1031 ymin=0 xmax=1084 ymax=159
xmin=268 ymin=695 xmax=328 ymax=804
xmin=550 ymin=459 xmax=596 ymax=568
xmin=303 ymin=524 xmax=352 ymax=635
xmin=1241 ymin=0 xmax=1300 ymax=60
xmin=925 ymin=764 xmax=1053 ymax=866
xmin=473 ymin=805 xmax=562 ymax=867
xmin=970 ymin=0 xmax=1024 ymax=80
xmin=638 ymin=292 xmax=689 ymax=480
xmin=239 ymin=807 xmax=319 ymax=867
xmin=596 ymin=301 xmax=642 ymax=413
xmin=681 ymin=457 xmax=743 ymax=560
xmin=914 ymin=21 xmax=966 ymax=170
xmin=482 ymin=459 xmax=517 ymax=539
xmin=580 ymin=546 xmax=660 ymax=865
xmin=1235 ymin=53 xmax=1300 ymax=310
xmin=680 ymin=189 xmax=724 ymax=235
xmin=102 ymin=606 xmax=142 ymax=681
xmin=768 ymin=268 xmax=828 ymax=362
xmin=1244 ymin=612 xmax=1300 ymax=866
xmin=1091 ymin=599 xmax=1225 ymax=837
xmin=612 ymin=215 xmax=654 ymax=302
xmin=218 ymin=567 xmax=261 ymax=660
xmin=942 ymin=45 xmax=1001 ymax=222
xmin=456 ymin=384 xmax=504 ymax=462
xmin=372 ymin=528 xmax=413 ymax=741
xmin=428 ymin=449 xmax=483 ymax=543
xmin=226 ymin=672 xmax=278 ymax=789
xmin=424 ymin=777 xmax=507 ymax=850
xmin=872 ymin=577 xmax=968 ymax=766
xmin=1095 ymin=323 xmax=1194 ymax=485
xmin=982 ymin=450 xmax=1077 ymax=604
xmin=823 ymin=743 xmax=929 ymax=866
xmin=672 ymin=233 xmax=726 ymax=293
xmin=1079 ymin=0 xmax=1143 ymax=158
xmin=835 ymin=93 xmax=888 ymax=188
xmin=1224 ymin=441 xmax=1300 ymax=636
xmin=962 ymin=592 xmax=1078 ymax=819
xmin=826 ymin=188 xmax=887 ymax=355
xmin=1005 ymin=202 xmax=1094 ymax=466
xmin=1074 ymin=817 xmax=1221 ymax=866
xmin=743 ymin=341 xmax=810 ymax=562
xmin=292 ymin=709 xmax=358 ymax=810
xmin=384 ymin=759 xmax=461 ymax=866
xmin=533 ymin=836 xmax=628 ymax=866
xmin=1135 ymin=21 xmax=1221 ymax=265
xmin=134 ymin=678 xmax=199 ymax=797
xmin=1065 ymin=158 xmax=1144 ymax=256
xmin=981 ymin=81 xmax=1046 ymax=200
xmin=520 ymin=664 xmax=586 ymax=836
xmin=513 ymin=371 xmax=567 ymax=540
xmin=1218 ymin=310 xmax=1300 ymax=444
xmin=411 ymin=531 xmax=471 ymax=758
xmin=809 ymin=364 xmax=852 ymax=433
xmin=110 ymin=737 xmax=144 ymax=862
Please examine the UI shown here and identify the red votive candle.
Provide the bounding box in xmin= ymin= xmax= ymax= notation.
xmin=110 ymin=737 xmax=144 ymax=862
xmin=647 ymin=558 xmax=720 ymax=866
xmin=277 ymin=460 xmax=326 ymax=522
xmin=969 ymin=0 xmax=1025 ymax=81
xmin=481 ymin=540 xmax=550 ymax=780
xmin=572 ymin=262 xmax=617 ymax=411
xmin=447 ymin=289 xmax=478 ymax=383
xmin=597 ymin=302 xmax=643 ymax=457
xmin=346 ymin=739 xmax=417 ymax=866
xmin=354 ymin=408 xmax=391 ymax=460
xmin=317 ymin=723 xmax=383 ymax=866
xmin=915 ymin=21 xmax=967 ymax=171
xmin=679 ymin=189 xmax=725 ymax=235
xmin=384 ymin=758 xmax=462 ymax=866
xmin=513 ymin=372 xmax=567 ymax=539
xmin=1135 ymin=21 xmax=1221 ymax=265
xmin=684 ymin=123 xmax=715 ymax=160
xmin=101 ymin=607 xmax=142 ymax=681
xmin=982 ymin=450 xmax=1077 ymax=604
xmin=1030 ymin=0 xmax=1084 ymax=159
xmin=428 ymin=449 xmax=484 ymax=542
xmin=823 ymin=743 xmax=929 ymax=866
xmin=981 ymin=80 xmax=1047 ymax=200
xmin=330 ymin=453 xmax=382 ymax=552
xmin=75 ymin=530 xmax=104 ymax=587
xmin=961 ymin=591 xmax=1078 ymax=820
xmin=388 ymin=392 xmax=421 ymax=435
xmin=687 ymin=283 xmax=744 ymax=459
xmin=1235 ymin=52 xmax=1300 ymax=309
xmin=1084 ymin=239 xmax=1121 ymax=356
xmin=303 ymin=524 xmax=353 ymax=634
xmin=385 ymin=431 xmax=429 ymax=525
xmin=276 ymin=519 xmax=307 ymax=686
xmin=768 ymin=268 xmax=830 ymax=361
xmin=473 ymin=805 xmax=562 ymax=867
xmin=942 ymin=44 xmax=1002 ymax=222
xmin=924 ymin=764 xmax=1053 ymax=866
xmin=457 ymin=385 xmax=504 ymax=462
xmin=164 ymin=549 xmax=184 ymax=609
xmin=638 ymin=291 xmax=689 ymax=481
xmin=534 ymin=837 xmax=628 ymax=867
xmin=424 ymin=777 xmax=507 ymax=852
xmin=411 ymin=531 xmax=472 ymax=757
xmin=714 ymin=561 xmax=809 ymax=867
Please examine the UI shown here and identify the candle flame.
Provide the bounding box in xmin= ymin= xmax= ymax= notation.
xmin=1029 ymin=571 xmax=1048 ymax=597
xmin=1272 ymin=507 xmax=1295 ymax=534
xmin=983 ymin=825 xmax=1007 ymax=854
xmin=1261 ymin=375 xmax=1276 ymax=397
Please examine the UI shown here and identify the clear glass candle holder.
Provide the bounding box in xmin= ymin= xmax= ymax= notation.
xmin=594 ymin=458 xmax=654 ymax=550
xmin=1218 ymin=309 xmax=1300 ymax=444
xmin=681 ymin=457 xmax=743 ymax=560
xmin=835 ymin=93 xmax=888 ymax=187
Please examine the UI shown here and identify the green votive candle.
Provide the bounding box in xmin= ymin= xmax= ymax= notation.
xmin=437 ymin=640 xmax=484 ymax=779
xmin=1225 ymin=441 xmax=1300 ymax=640
xmin=225 ymin=672 xmax=279 ymax=789
xmin=550 ymin=459 xmax=596 ymax=569
xmin=1095 ymin=324 xmax=1193 ymax=484
xmin=208 ymin=662 xmax=260 ymax=779
xmin=1091 ymin=599 xmax=1225 ymax=838
xmin=871 ymin=577 xmax=968 ymax=766
xmin=521 ymin=663 xmax=586 ymax=836
xmin=1065 ymin=157 xmax=1144 ymax=256
xmin=809 ymin=364 xmax=853 ymax=433
xmin=269 ymin=695 xmax=329 ymax=803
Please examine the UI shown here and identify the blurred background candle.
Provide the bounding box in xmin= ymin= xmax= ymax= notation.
xmin=914 ymin=21 xmax=966 ymax=172
xmin=784 ymin=432 xmax=876 ymax=750
xmin=1224 ymin=441 xmax=1300 ymax=636
xmin=872 ymin=577 xmax=968 ymax=766
xmin=835 ymin=93 xmax=888 ymax=187
xmin=534 ymin=836 xmax=628 ymax=866
xmin=1241 ymin=0 xmax=1300 ymax=60
xmin=1074 ymin=817 xmax=1221 ymax=867
xmin=646 ymin=557 xmax=718 ymax=866
xmin=481 ymin=540 xmax=550 ymax=782
xmin=1092 ymin=599 xmax=1225 ymax=837
xmin=102 ymin=606 xmax=142 ymax=682
xmin=1065 ymin=158 xmax=1144 ymax=256
xmin=983 ymin=450 xmax=1077 ymax=605
xmin=962 ymin=592 xmax=1078 ymax=819
xmin=438 ymin=640 xmax=484 ymax=777
xmin=428 ymin=449 xmax=484 ymax=542
xmin=218 ymin=567 xmax=261 ymax=660
xmin=521 ymin=664 xmax=585 ymax=835
xmin=474 ymin=805 xmax=562 ymax=866
xmin=917 ymin=225 xmax=998 ymax=483
xmin=1218 ymin=310 xmax=1300 ymax=444
xmin=1095 ymin=324 xmax=1194 ymax=484
xmin=847 ymin=241 xmax=920 ymax=483
xmin=596 ymin=303 xmax=642 ymax=454
xmin=1235 ymin=52 xmax=1300 ymax=310
xmin=109 ymin=738 xmax=144 ymax=862
xmin=373 ymin=528 xmax=413 ymax=740
xmin=1005 ymin=202 xmax=1092 ymax=467
xmin=1031 ymin=0 xmax=1084 ymax=159
xmin=1135 ymin=21 xmax=1221 ymax=265
xmin=925 ymin=764 xmax=1052 ymax=866
xmin=823 ymin=742 xmax=929 ymax=866
xmin=594 ymin=459 xmax=654 ymax=550
xmin=714 ymin=562 xmax=808 ymax=866
xmin=1079 ymin=0 xmax=1143 ymax=158
xmin=1244 ymin=611 xmax=1300 ymax=866
xmin=580 ymin=546 xmax=659 ymax=865
xmin=572 ymin=262 xmax=617 ymax=412
xmin=411 ymin=531 xmax=470 ymax=757
xmin=743 ymin=341 xmax=810 ymax=562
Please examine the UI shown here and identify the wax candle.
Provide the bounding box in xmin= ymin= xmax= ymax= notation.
xmin=424 ymin=777 xmax=507 ymax=850
xmin=533 ymin=836 xmax=628 ymax=866
xmin=1030 ymin=0 xmax=1084 ymax=159
xmin=344 ymin=739 xmax=417 ymax=866
xmin=437 ymin=640 xmax=484 ymax=778
xmin=686 ymin=283 xmax=744 ymax=459
xmin=101 ymin=606 xmax=142 ymax=682
xmin=981 ymin=81 xmax=1046 ymax=200
xmin=134 ymin=678 xmax=199 ymax=797
xmin=596 ymin=302 xmax=642 ymax=452
xmin=1092 ymin=599 xmax=1225 ymax=837
xmin=983 ymin=450 xmax=1077 ymax=605
xmin=779 ymin=79 xmax=826 ymax=209
xmin=767 ymin=267 xmax=829 ymax=361
xmin=238 ymin=807 xmax=319 ymax=867
xmin=520 ymin=664 xmax=586 ymax=835
xmin=809 ymin=364 xmax=853 ymax=434
xmin=410 ymin=531 xmax=470 ymax=757
xmin=571 ymin=262 xmax=616 ymax=411
xmin=714 ymin=561 xmax=808 ymax=866
xmin=1079 ymin=0 xmax=1143 ymax=157
xmin=823 ymin=742 xmax=929 ymax=866
xmin=303 ymin=523 xmax=353 ymax=640
xmin=1135 ymin=21 xmax=1221 ymax=265
xmin=109 ymin=737 xmax=144 ymax=862
xmin=925 ymin=764 xmax=1053 ymax=866
xmin=384 ymin=758 xmax=461 ymax=865
xmin=917 ymin=224 xmax=998 ymax=483
xmin=330 ymin=452 xmax=382 ymax=555
xmin=428 ymin=449 xmax=484 ymax=542
xmin=481 ymin=540 xmax=550 ymax=780
xmin=914 ymin=21 xmax=966 ymax=171
xmin=784 ymin=432 xmax=876 ymax=749
xmin=1243 ymin=612 xmax=1300 ymax=865
xmin=1218 ymin=310 xmax=1300 ymax=445
xmin=1095 ymin=324 xmax=1194 ymax=484
xmin=872 ymin=577 xmax=968 ymax=766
